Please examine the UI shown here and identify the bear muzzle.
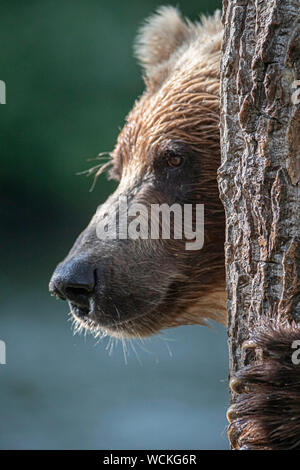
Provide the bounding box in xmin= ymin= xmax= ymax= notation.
xmin=49 ymin=247 xmax=173 ymax=335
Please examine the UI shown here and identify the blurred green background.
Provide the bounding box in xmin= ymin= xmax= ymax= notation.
xmin=0 ymin=0 xmax=228 ymax=450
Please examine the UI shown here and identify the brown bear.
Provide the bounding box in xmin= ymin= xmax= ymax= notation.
xmin=49 ymin=6 xmax=225 ymax=338
xmin=49 ymin=7 xmax=300 ymax=449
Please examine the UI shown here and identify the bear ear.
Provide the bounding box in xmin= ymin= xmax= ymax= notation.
xmin=134 ymin=6 xmax=190 ymax=84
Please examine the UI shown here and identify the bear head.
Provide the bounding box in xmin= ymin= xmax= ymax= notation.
xmin=49 ymin=7 xmax=226 ymax=338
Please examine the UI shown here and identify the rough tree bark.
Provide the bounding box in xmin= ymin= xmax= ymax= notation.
xmin=218 ymin=0 xmax=300 ymax=449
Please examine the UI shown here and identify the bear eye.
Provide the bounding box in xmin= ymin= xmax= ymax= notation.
xmin=165 ymin=151 xmax=184 ymax=168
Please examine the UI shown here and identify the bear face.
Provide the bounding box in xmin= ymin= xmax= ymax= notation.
xmin=49 ymin=7 xmax=226 ymax=338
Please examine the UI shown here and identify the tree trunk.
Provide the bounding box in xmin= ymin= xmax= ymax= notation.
xmin=218 ymin=0 xmax=300 ymax=449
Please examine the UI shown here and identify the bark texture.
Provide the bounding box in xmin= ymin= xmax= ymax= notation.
xmin=218 ymin=0 xmax=300 ymax=449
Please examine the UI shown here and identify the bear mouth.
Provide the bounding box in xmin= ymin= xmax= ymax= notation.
xmin=64 ymin=268 xmax=188 ymax=338
xmin=68 ymin=280 xmax=179 ymax=337
xmin=69 ymin=300 xmax=157 ymax=338
xmin=69 ymin=300 xmax=154 ymax=330
xmin=69 ymin=303 xmax=90 ymax=319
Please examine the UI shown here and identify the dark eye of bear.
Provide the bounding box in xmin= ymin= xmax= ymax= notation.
xmin=165 ymin=151 xmax=184 ymax=168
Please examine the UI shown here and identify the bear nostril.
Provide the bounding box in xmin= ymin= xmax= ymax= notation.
xmin=49 ymin=258 xmax=96 ymax=307
xmin=65 ymin=286 xmax=91 ymax=298
xmin=64 ymin=285 xmax=92 ymax=306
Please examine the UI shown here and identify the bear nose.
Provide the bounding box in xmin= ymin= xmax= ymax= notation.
xmin=49 ymin=258 xmax=96 ymax=307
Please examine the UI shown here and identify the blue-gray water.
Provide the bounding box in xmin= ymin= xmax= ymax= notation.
xmin=0 ymin=285 xmax=229 ymax=449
